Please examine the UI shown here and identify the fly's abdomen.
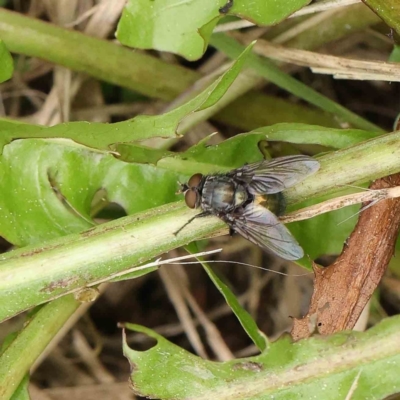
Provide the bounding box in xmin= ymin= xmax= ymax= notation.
xmin=256 ymin=192 xmax=286 ymax=216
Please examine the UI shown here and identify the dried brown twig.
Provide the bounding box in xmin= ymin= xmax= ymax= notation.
xmin=291 ymin=174 xmax=400 ymax=340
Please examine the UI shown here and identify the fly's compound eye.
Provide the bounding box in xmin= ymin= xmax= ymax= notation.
xmin=185 ymin=189 xmax=198 ymax=209
xmin=188 ymin=173 xmax=203 ymax=188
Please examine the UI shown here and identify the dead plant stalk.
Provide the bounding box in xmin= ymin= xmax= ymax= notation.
xmin=291 ymin=174 xmax=400 ymax=340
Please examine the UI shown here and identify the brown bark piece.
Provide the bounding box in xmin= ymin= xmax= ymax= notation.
xmin=291 ymin=174 xmax=400 ymax=341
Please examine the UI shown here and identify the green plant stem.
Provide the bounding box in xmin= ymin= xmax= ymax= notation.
xmin=284 ymin=130 xmax=400 ymax=203
xmin=0 ymin=203 xmax=225 ymax=323
xmin=216 ymin=92 xmax=340 ymax=130
xmin=0 ymin=130 xmax=400 ymax=323
xmin=210 ymin=34 xmax=382 ymax=133
xmin=0 ymin=296 xmax=79 ymax=400
xmin=0 ymin=39 xmax=13 ymax=83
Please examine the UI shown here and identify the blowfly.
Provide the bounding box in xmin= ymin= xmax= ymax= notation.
xmin=176 ymin=155 xmax=320 ymax=260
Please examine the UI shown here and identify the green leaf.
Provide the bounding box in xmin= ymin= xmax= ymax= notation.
xmin=116 ymin=0 xmax=221 ymax=61
xmin=186 ymin=242 xmax=268 ymax=352
xmin=10 ymin=374 xmax=30 ymax=400
xmin=0 ymin=43 xmax=251 ymax=152
xmin=0 ymin=128 xmax=269 ymax=247
xmin=362 ymin=0 xmax=400 ymax=36
xmin=116 ymin=144 xmax=173 ymax=165
xmin=116 ymin=0 xmax=309 ymax=60
xmin=113 ymin=131 xmax=267 ymax=171
xmin=123 ymin=316 xmax=400 ymax=399
xmin=250 ymin=123 xmax=379 ymax=149
xmin=0 ymin=139 xmax=181 ymax=246
xmin=118 ymin=124 xmax=378 ymax=171
xmin=227 ymin=0 xmax=310 ymax=25
xmin=389 ymin=45 xmax=400 ymax=62
xmin=0 ymin=40 xmax=13 ymax=83
xmin=157 ymin=131 xmax=268 ymax=175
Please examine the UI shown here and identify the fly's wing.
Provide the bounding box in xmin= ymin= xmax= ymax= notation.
xmin=230 ymin=203 xmax=303 ymax=260
xmin=228 ymin=155 xmax=319 ymax=195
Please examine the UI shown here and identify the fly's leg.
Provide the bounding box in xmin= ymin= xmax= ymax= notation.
xmin=220 ymin=213 xmax=236 ymax=237
xmin=173 ymin=211 xmax=211 ymax=236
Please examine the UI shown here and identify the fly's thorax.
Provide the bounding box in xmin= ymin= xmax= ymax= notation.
xmin=201 ymin=175 xmax=249 ymax=213
xmin=255 ymin=192 xmax=286 ymax=216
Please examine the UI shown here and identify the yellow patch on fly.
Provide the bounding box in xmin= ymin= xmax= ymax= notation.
xmin=254 ymin=195 xmax=267 ymax=207
xmin=254 ymin=194 xmax=283 ymax=215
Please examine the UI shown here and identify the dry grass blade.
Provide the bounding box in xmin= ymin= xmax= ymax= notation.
xmin=33 ymin=0 xmax=126 ymax=125
xmin=30 ymin=382 xmax=137 ymax=400
xmin=178 ymin=268 xmax=234 ymax=361
xmin=125 ymin=300 xmax=231 ymax=342
xmin=271 ymin=7 xmax=342 ymax=44
xmin=344 ymin=370 xmax=362 ymax=400
xmin=253 ymin=40 xmax=400 ymax=82
xmin=72 ymin=330 xmax=115 ymax=383
xmin=32 ymin=284 xmax=109 ymax=371
xmin=353 ymin=299 xmax=370 ymax=332
xmin=291 ymin=174 xmax=400 ymax=340
xmin=158 ymin=266 xmax=208 ymax=358
xmin=64 ymin=4 xmax=101 ymax=27
xmin=254 ymin=40 xmax=400 ymax=82
xmin=84 ymin=0 xmax=126 ymax=38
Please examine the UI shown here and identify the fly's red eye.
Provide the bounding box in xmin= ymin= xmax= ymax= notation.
xmin=188 ymin=173 xmax=203 ymax=188
xmin=185 ymin=190 xmax=198 ymax=209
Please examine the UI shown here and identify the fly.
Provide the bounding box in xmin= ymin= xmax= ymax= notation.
xmin=176 ymin=155 xmax=320 ymax=260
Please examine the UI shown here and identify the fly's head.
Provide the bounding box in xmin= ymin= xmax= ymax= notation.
xmin=179 ymin=173 xmax=203 ymax=209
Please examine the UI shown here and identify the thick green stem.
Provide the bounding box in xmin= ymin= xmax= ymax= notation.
xmin=0 ymin=203 xmax=225 ymax=323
